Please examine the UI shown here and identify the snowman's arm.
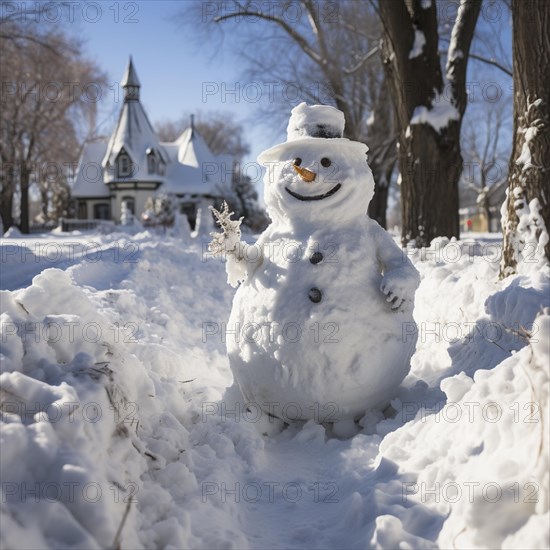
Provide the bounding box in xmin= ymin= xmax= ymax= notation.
xmin=370 ymin=222 xmax=420 ymax=311
xmin=209 ymin=203 xmax=263 ymax=288
xmin=225 ymin=241 xmax=264 ymax=287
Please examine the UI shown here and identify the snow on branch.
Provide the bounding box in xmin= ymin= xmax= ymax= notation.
xmin=208 ymin=201 xmax=243 ymax=256
xmin=445 ymin=0 xmax=482 ymax=113
xmin=408 ymin=26 xmax=426 ymax=59
xmin=410 ymin=91 xmax=459 ymax=132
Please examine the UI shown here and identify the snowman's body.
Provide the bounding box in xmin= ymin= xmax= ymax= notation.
xmin=215 ymin=104 xmax=420 ymax=423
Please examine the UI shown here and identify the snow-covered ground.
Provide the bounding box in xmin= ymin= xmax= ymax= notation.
xmin=1 ymin=229 xmax=548 ymax=549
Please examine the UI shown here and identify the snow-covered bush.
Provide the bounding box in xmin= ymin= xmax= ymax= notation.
xmin=141 ymin=195 xmax=175 ymax=230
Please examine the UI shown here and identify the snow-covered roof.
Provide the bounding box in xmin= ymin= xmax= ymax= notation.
xmin=160 ymin=132 xmax=233 ymax=195
xmin=177 ymin=127 xmax=217 ymax=166
xmin=102 ymin=100 xmax=166 ymax=183
xmin=71 ymin=141 xmax=110 ymax=198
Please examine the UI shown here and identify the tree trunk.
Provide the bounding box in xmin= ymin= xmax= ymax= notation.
xmin=368 ymin=175 xmax=389 ymax=228
xmin=379 ymin=0 xmax=480 ymax=247
xmin=483 ymin=204 xmax=492 ymax=232
xmin=40 ymin=187 xmax=49 ymax=222
xmin=500 ymin=0 xmax=550 ymax=276
xmin=342 ymin=103 xmax=393 ymax=228
xmin=0 ymin=194 xmax=14 ymax=231
xmin=0 ymin=170 xmax=15 ymax=231
xmin=365 ymin=76 xmax=396 ymax=229
xmin=20 ymin=162 xmax=30 ymax=234
xmin=368 ymin=151 xmax=396 ymax=228
xmin=399 ymin=122 xmax=462 ymax=245
xmin=19 ymin=131 xmax=36 ymax=234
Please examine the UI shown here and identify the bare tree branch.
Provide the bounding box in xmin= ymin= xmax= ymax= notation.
xmin=468 ymin=52 xmax=513 ymax=77
xmin=343 ymin=46 xmax=379 ymax=75
xmin=214 ymin=9 xmax=324 ymax=66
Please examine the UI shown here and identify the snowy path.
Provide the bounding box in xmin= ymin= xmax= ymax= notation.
xmin=214 ymin=433 xmax=379 ymax=549
xmin=1 ymin=230 xmax=548 ymax=549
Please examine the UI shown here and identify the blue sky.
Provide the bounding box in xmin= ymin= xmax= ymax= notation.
xmin=59 ymin=0 xmax=512 ymax=179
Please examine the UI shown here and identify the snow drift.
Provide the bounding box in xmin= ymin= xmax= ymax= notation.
xmin=0 ymin=230 xmax=548 ymax=549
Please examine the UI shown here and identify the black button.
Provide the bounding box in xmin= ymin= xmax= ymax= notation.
xmin=309 ymin=251 xmax=323 ymax=264
xmin=308 ymin=288 xmax=322 ymax=303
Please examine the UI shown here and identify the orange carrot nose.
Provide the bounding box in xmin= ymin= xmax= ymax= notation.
xmin=293 ymin=164 xmax=316 ymax=182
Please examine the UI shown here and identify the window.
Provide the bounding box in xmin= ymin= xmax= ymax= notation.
xmin=93 ymin=203 xmax=110 ymax=220
xmin=78 ymin=201 xmax=87 ymax=219
xmin=120 ymin=156 xmax=130 ymax=176
xmin=117 ymin=150 xmax=132 ymax=178
xmin=147 ymin=149 xmax=156 ymax=174
xmin=122 ymin=197 xmax=135 ymax=215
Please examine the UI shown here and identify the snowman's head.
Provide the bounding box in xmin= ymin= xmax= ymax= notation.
xmin=258 ymin=103 xmax=375 ymax=227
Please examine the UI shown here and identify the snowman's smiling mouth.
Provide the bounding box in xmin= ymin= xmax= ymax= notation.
xmin=284 ymin=183 xmax=342 ymax=201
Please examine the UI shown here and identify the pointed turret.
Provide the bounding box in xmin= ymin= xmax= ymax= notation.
xmin=103 ymin=57 xmax=166 ymax=182
xmin=121 ymin=56 xmax=141 ymax=101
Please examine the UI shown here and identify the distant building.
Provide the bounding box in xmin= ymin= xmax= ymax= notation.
xmin=71 ymin=58 xmax=232 ymax=228
xmin=459 ymin=180 xmax=507 ymax=233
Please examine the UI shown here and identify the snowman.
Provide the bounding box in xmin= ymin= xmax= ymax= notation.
xmin=210 ymin=103 xmax=420 ymax=427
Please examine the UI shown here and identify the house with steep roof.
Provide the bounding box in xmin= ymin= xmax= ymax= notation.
xmin=458 ymin=179 xmax=507 ymax=233
xmin=71 ymin=58 xmax=232 ymax=228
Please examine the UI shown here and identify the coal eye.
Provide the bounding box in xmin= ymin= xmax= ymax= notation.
xmin=321 ymin=157 xmax=331 ymax=167
xmin=294 ymin=158 xmax=302 ymax=166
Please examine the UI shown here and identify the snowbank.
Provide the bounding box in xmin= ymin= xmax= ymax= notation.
xmin=1 ymin=232 xmax=548 ymax=549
